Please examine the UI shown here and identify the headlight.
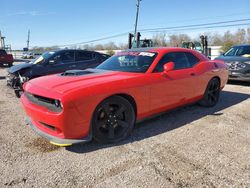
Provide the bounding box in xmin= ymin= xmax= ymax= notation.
xmin=244 ymin=61 xmax=250 ymax=65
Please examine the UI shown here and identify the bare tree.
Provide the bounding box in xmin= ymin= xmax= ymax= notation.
xmin=234 ymin=29 xmax=247 ymax=44
xmin=118 ymin=43 xmax=128 ymax=50
xmin=210 ymin=33 xmax=223 ymax=46
xmin=94 ymin=44 xmax=104 ymax=50
xmin=247 ymin=28 xmax=250 ymax=43
xmin=152 ymin=33 xmax=167 ymax=47
xmin=103 ymin=42 xmax=118 ymax=50
xmin=168 ymin=34 xmax=191 ymax=47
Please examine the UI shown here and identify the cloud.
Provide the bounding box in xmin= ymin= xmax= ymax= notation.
xmin=1 ymin=11 xmax=56 ymax=18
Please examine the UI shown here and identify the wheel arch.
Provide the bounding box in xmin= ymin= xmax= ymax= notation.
xmin=91 ymin=93 xmax=138 ymax=120
xmin=115 ymin=93 xmax=137 ymax=116
xmin=212 ymin=76 xmax=221 ymax=87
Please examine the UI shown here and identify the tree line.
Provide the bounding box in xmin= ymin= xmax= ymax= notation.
xmin=151 ymin=28 xmax=250 ymax=52
xmin=32 ymin=28 xmax=250 ymax=53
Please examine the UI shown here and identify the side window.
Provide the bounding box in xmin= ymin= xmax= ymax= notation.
xmin=52 ymin=51 xmax=75 ymax=64
xmin=225 ymin=47 xmax=237 ymax=56
xmin=76 ymin=51 xmax=94 ymax=61
xmin=153 ymin=52 xmax=190 ymax=72
xmin=184 ymin=52 xmax=200 ymax=67
xmin=154 ymin=53 xmax=175 ymax=72
xmin=236 ymin=46 xmax=250 ymax=56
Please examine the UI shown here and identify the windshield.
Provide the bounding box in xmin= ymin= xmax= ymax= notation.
xmin=96 ymin=51 xmax=157 ymax=73
xmin=30 ymin=51 xmax=55 ymax=64
xmin=224 ymin=46 xmax=250 ymax=57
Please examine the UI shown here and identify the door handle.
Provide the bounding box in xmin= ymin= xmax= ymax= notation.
xmin=69 ymin=65 xmax=76 ymax=68
xmin=190 ymin=73 xmax=196 ymax=76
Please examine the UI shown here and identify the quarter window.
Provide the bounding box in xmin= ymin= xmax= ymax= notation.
xmin=185 ymin=52 xmax=200 ymax=67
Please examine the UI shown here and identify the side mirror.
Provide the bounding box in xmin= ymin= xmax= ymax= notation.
xmin=163 ymin=62 xmax=174 ymax=74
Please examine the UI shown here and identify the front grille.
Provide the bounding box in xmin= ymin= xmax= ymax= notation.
xmin=225 ymin=61 xmax=246 ymax=70
xmin=25 ymin=92 xmax=62 ymax=112
xmin=6 ymin=73 xmax=17 ymax=87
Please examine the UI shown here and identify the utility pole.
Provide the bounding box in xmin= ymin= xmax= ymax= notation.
xmin=0 ymin=31 xmax=6 ymax=49
xmin=0 ymin=31 xmax=2 ymax=49
xmin=134 ymin=0 xmax=142 ymax=41
xmin=0 ymin=31 xmax=3 ymax=49
xmin=27 ymin=29 xmax=30 ymax=50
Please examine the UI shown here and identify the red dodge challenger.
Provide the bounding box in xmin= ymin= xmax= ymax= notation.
xmin=21 ymin=48 xmax=228 ymax=146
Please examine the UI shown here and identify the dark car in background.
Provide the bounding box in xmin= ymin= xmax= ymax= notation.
xmin=7 ymin=49 xmax=110 ymax=97
xmin=215 ymin=44 xmax=250 ymax=82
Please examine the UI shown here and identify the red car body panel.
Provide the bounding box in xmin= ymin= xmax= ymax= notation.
xmin=21 ymin=48 xmax=228 ymax=144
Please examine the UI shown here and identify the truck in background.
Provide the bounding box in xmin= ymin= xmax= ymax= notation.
xmin=0 ymin=49 xmax=14 ymax=67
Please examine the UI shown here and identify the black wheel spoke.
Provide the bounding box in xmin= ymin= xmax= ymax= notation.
xmin=108 ymin=126 xmax=115 ymax=139
xmin=117 ymin=120 xmax=129 ymax=128
xmin=115 ymin=105 xmax=126 ymax=118
xmin=96 ymin=119 xmax=107 ymax=129
xmin=102 ymin=103 xmax=111 ymax=114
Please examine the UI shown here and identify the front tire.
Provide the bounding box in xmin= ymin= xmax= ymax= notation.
xmin=199 ymin=78 xmax=220 ymax=107
xmin=92 ymin=96 xmax=135 ymax=144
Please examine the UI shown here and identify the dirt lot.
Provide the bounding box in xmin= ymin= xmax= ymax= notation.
xmin=0 ymin=63 xmax=249 ymax=187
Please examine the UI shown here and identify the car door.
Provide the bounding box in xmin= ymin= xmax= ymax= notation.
xmin=149 ymin=52 xmax=198 ymax=112
xmin=45 ymin=51 xmax=76 ymax=74
xmin=183 ymin=52 xmax=205 ymax=99
xmin=75 ymin=51 xmax=99 ymax=69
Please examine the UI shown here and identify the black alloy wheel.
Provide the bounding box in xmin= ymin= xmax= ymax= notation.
xmin=199 ymin=78 xmax=221 ymax=107
xmin=92 ymin=96 xmax=135 ymax=143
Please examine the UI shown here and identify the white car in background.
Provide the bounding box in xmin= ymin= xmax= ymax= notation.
xmin=22 ymin=52 xmax=42 ymax=59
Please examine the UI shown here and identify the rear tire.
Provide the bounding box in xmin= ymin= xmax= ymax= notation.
xmin=199 ymin=78 xmax=220 ymax=107
xmin=8 ymin=62 xmax=13 ymax=67
xmin=92 ymin=96 xmax=135 ymax=144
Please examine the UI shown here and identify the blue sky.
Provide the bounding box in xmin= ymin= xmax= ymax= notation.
xmin=1 ymin=0 xmax=250 ymax=49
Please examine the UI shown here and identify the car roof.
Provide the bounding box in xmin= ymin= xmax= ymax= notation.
xmin=233 ymin=44 xmax=250 ymax=47
xmin=54 ymin=49 xmax=97 ymax=53
xmin=124 ymin=47 xmax=197 ymax=53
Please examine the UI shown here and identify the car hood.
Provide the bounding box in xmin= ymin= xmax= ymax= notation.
xmin=24 ymin=69 xmax=141 ymax=94
xmin=8 ymin=63 xmax=33 ymax=74
xmin=215 ymin=55 xmax=250 ymax=62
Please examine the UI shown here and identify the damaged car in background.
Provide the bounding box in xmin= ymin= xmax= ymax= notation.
xmin=215 ymin=44 xmax=250 ymax=82
xmin=6 ymin=49 xmax=110 ymax=97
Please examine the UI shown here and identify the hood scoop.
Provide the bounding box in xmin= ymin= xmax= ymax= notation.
xmin=60 ymin=70 xmax=94 ymax=76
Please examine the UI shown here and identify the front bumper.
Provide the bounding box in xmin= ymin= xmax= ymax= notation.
xmin=21 ymin=92 xmax=92 ymax=146
xmin=26 ymin=117 xmax=91 ymax=146
xmin=229 ymin=71 xmax=250 ymax=82
xmin=6 ymin=73 xmax=16 ymax=87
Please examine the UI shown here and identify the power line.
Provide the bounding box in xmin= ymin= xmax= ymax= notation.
xmin=147 ymin=22 xmax=250 ymax=33
xmin=140 ymin=18 xmax=250 ymax=32
xmin=58 ymin=32 xmax=129 ymax=47
xmin=139 ymin=11 xmax=250 ymax=28
xmin=55 ymin=18 xmax=250 ymax=47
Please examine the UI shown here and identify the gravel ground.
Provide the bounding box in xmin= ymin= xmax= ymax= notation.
xmin=0 ymin=63 xmax=249 ymax=187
